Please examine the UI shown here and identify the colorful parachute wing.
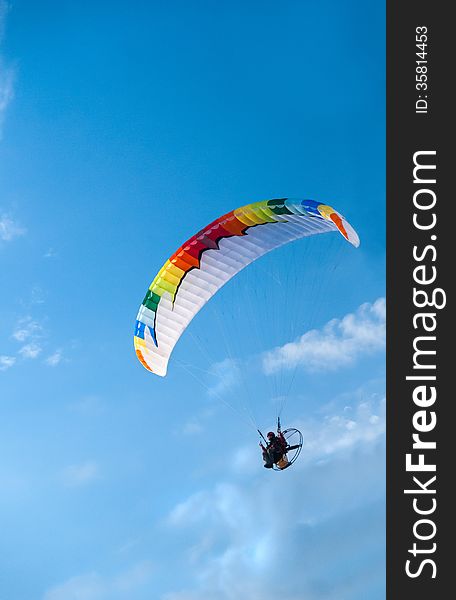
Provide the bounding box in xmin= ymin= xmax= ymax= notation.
xmin=134 ymin=198 xmax=359 ymax=375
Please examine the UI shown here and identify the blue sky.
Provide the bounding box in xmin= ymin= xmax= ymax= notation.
xmin=1 ymin=1 xmax=385 ymax=599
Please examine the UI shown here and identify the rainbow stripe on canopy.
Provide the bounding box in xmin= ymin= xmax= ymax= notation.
xmin=134 ymin=198 xmax=359 ymax=375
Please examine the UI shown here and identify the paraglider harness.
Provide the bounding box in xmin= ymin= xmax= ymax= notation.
xmin=259 ymin=418 xmax=303 ymax=471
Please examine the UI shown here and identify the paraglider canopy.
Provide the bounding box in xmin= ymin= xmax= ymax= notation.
xmin=134 ymin=197 xmax=359 ymax=377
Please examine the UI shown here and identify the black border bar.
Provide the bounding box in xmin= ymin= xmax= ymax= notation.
xmin=387 ymin=1 xmax=451 ymax=597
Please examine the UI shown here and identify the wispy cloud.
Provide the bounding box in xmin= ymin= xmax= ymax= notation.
xmin=12 ymin=317 xmax=43 ymax=342
xmin=206 ymin=357 xmax=241 ymax=398
xmin=181 ymin=419 xmax=204 ymax=435
xmin=30 ymin=286 xmax=46 ymax=305
xmin=12 ymin=318 xmax=43 ymax=360
xmin=0 ymin=213 xmax=25 ymax=241
xmin=7 ymin=317 xmax=66 ymax=369
xmin=45 ymin=349 xmax=63 ymax=367
xmin=18 ymin=343 xmax=42 ymax=359
xmin=295 ymin=395 xmax=385 ymax=463
xmin=61 ymin=461 xmax=100 ymax=488
xmin=0 ymin=354 xmax=15 ymax=371
xmin=44 ymin=247 xmax=58 ymax=259
xmin=43 ymin=561 xmax=155 ymax=600
xmin=0 ymin=1 xmax=14 ymax=137
xmin=263 ymin=298 xmax=385 ymax=374
xmin=176 ymin=407 xmax=217 ymax=437
xmin=0 ymin=64 xmax=14 ymax=132
xmin=168 ymin=490 xmax=211 ymax=528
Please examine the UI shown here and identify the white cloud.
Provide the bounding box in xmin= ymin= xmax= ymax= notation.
xmin=44 ymin=247 xmax=58 ymax=258
xmin=30 ymin=285 xmax=46 ymax=304
xmin=162 ymin=394 xmax=385 ymax=600
xmin=61 ymin=461 xmax=100 ymax=488
xmin=11 ymin=319 xmax=44 ymax=360
xmin=18 ymin=343 xmax=42 ymax=359
xmin=45 ymin=349 xmax=63 ymax=367
xmin=176 ymin=407 xmax=217 ymax=437
xmin=0 ymin=1 xmax=14 ymax=137
xmin=5 ymin=316 xmax=66 ymax=369
xmin=43 ymin=561 xmax=155 ymax=600
xmin=0 ymin=62 xmax=14 ymax=128
xmin=298 ymin=396 xmax=385 ymax=462
xmin=0 ymin=354 xmax=15 ymax=370
xmin=12 ymin=317 xmax=43 ymax=342
xmin=231 ymin=393 xmax=385 ymax=476
xmin=0 ymin=213 xmax=25 ymax=241
xmin=263 ymin=298 xmax=385 ymax=374
xmin=44 ymin=572 xmax=105 ymax=600
xmin=10 ymin=317 xmax=66 ymax=368
xmin=168 ymin=491 xmax=211 ymax=527
xmin=181 ymin=419 xmax=204 ymax=435
xmin=206 ymin=357 xmax=241 ymax=398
